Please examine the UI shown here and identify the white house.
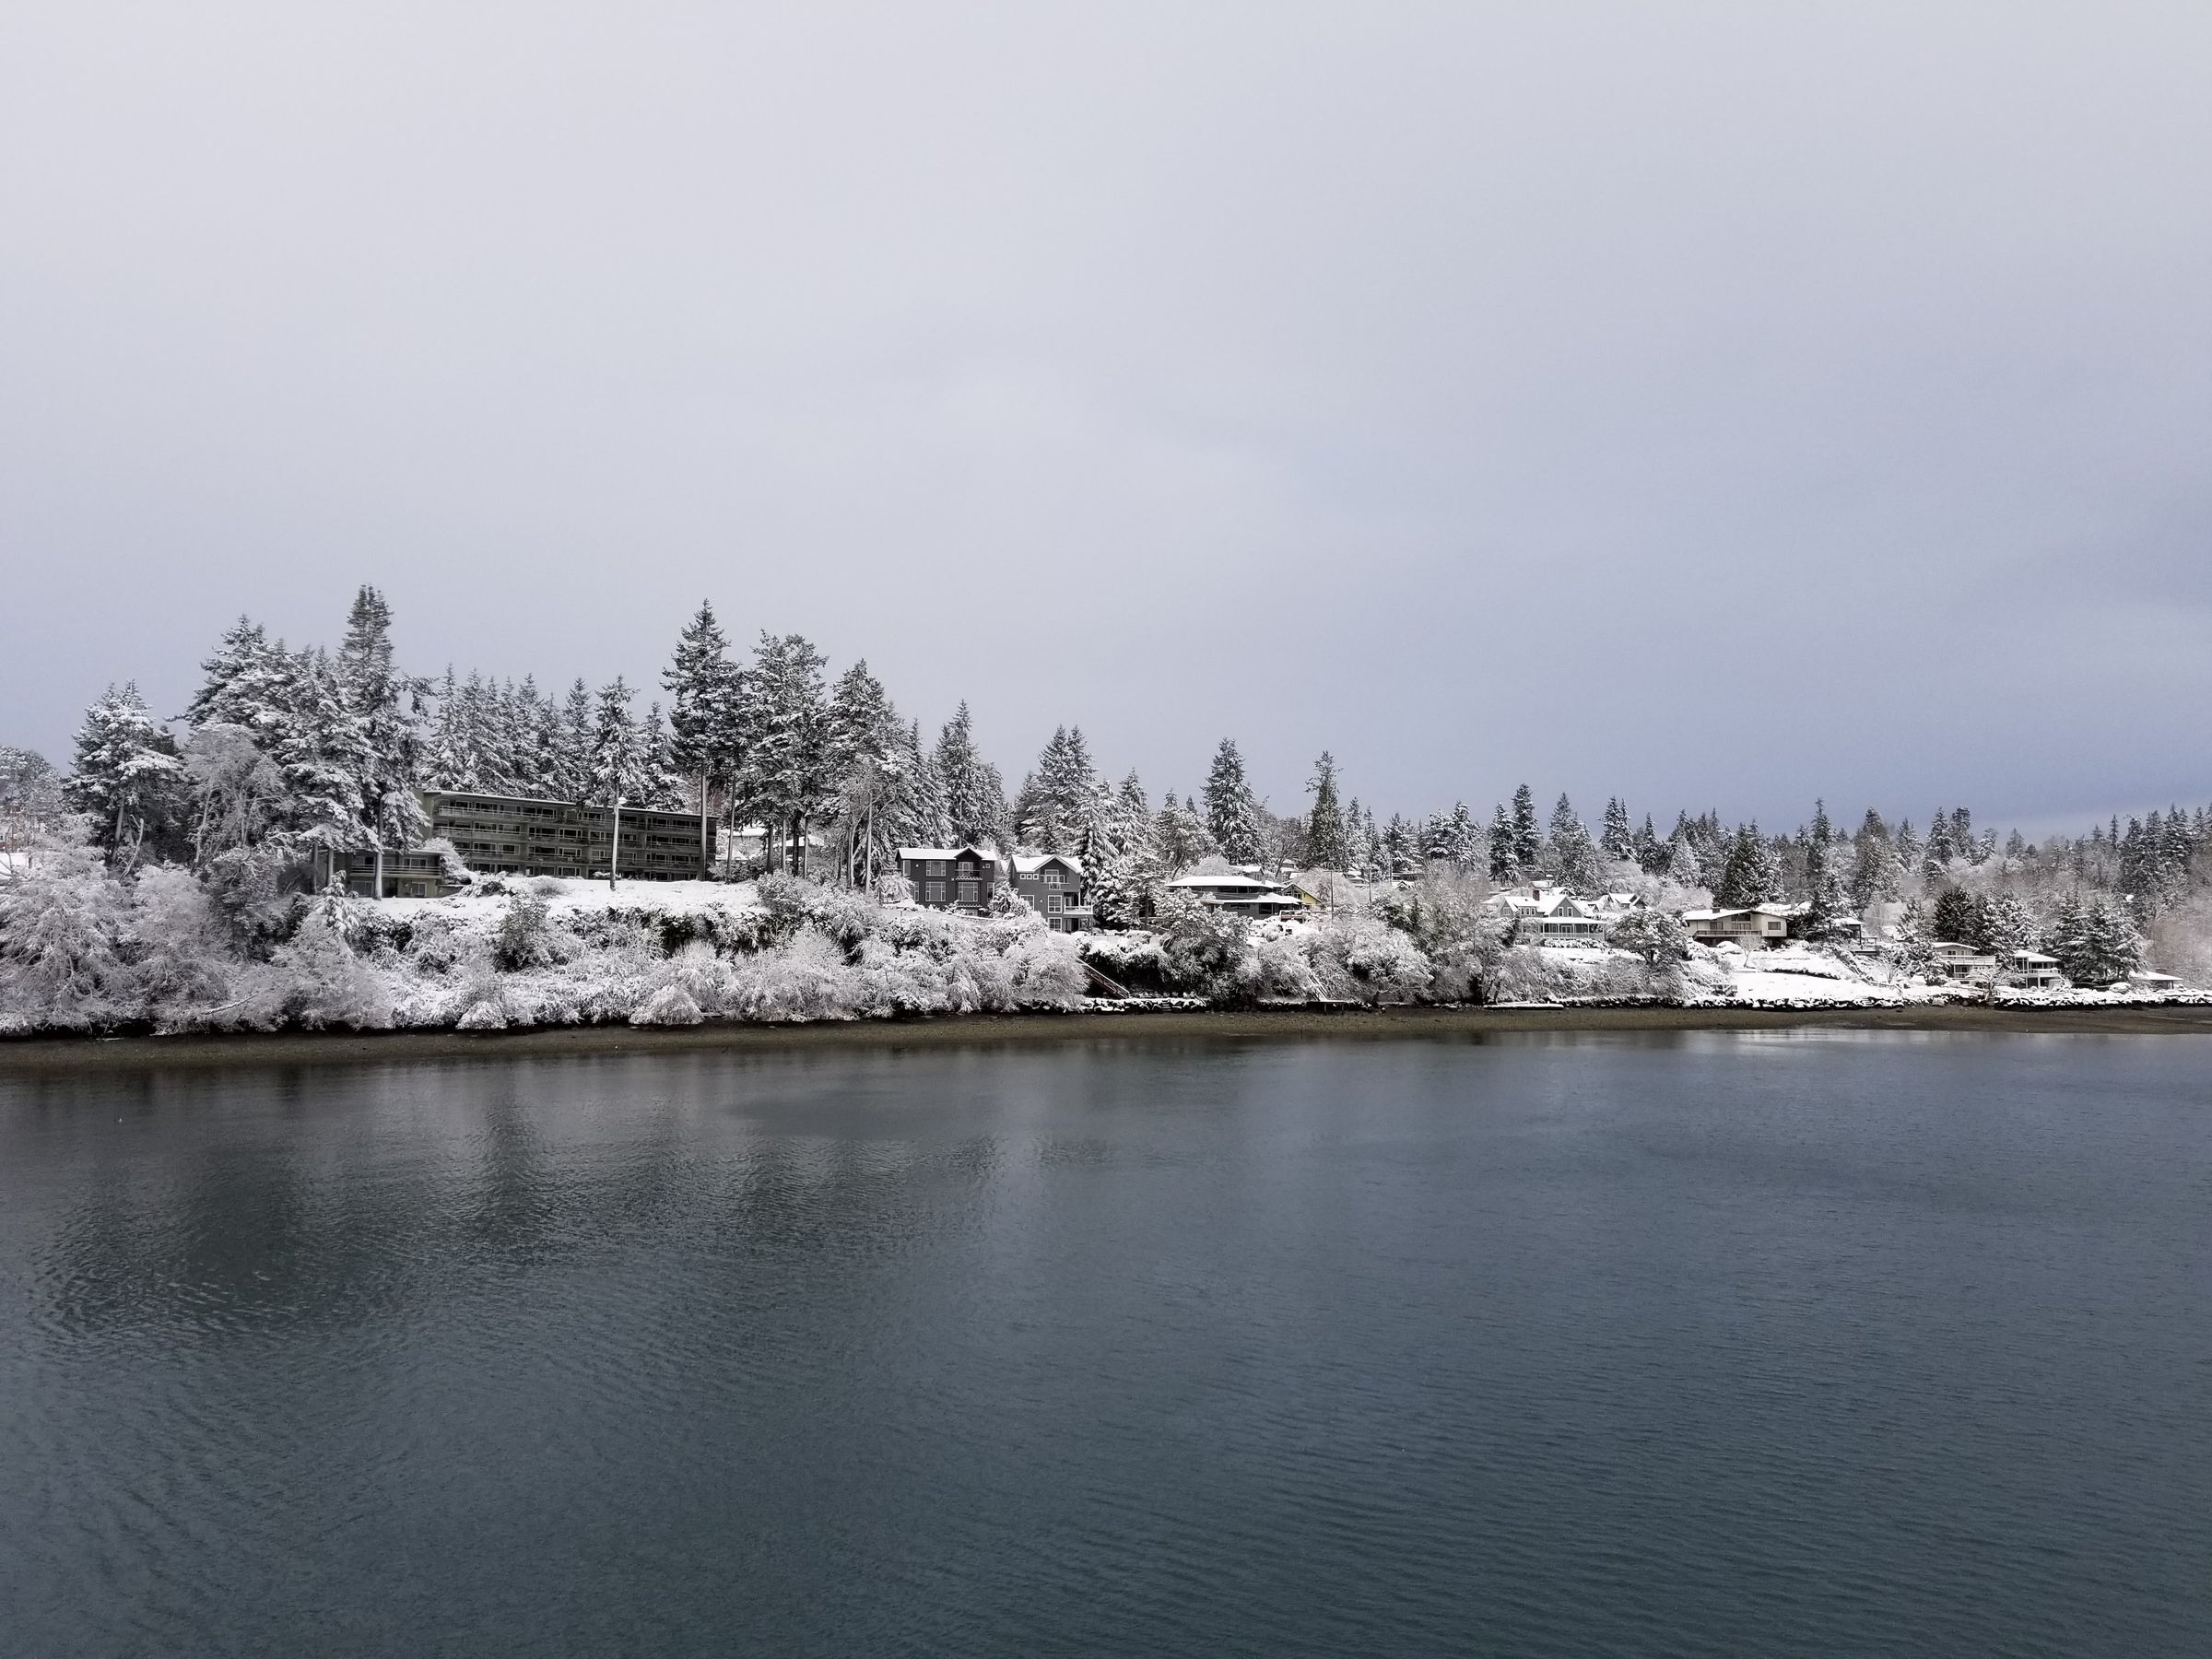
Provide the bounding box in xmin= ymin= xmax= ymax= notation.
xmin=2004 ymin=949 xmax=2065 ymax=989
xmin=1483 ymin=883 xmax=1612 ymax=947
xmin=1681 ymin=904 xmax=1793 ymax=947
xmin=1164 ymin=872 xmax=1306 ymax=918
xmin=2125 ymin=970 xmax=2183 ymax=994
xmin=1925 ymin=940 xmax=1997 ymax=982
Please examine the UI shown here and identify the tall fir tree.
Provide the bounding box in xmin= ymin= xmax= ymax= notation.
xmin=1202 ymin=738 xmax=1265 ymax=865
xmin=662 ymin=600 xmax=742 ymax=867
xmin=1510 ymin=783 xmax=1540 ymax=877
xmin=1304 ymin=752 xmax=1349 ymax=871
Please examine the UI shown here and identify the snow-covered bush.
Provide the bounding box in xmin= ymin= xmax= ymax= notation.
xmin=1305 ymin=913 xmax=1432 ymax=1004
xmin=266 ymin=899 xmax=392 ymax=1030
xmin=126 ymin=864 xmax=241 ymax=1030
xmin=494 ymin=890 xmax=559 ymax=971
xmin=0 ymin=821 xmax=139 ymax=1032
xmin=631 ymin=984 xmax=705 ymax=1026
xmin=1155 ymin=895 xmax=1260 ymax=1004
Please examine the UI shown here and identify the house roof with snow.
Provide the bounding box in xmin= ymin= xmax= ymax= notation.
xmin=1167 ymin=872 xmax=1286 ymax=890
xmin=1012 ymin=854 xmax=1085 ymax=877
xmin=897 ymin=845 xmax=993 ymax=863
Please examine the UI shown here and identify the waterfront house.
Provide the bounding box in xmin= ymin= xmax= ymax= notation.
xmin=1681 ymin=905 xmax=1792 ymax=947
xmin=1925 ymin=940 xmax=1997 ymax=982
xmin=1163 ymin=871 xmax=1305 ymax=918
xmin=898 ymin=845 xmax=997 ymax=912
xmin=1010 ymin=854 xmax=1091 ymax=932
xmin=2004 ymin=949 xmax=2066 ymax=989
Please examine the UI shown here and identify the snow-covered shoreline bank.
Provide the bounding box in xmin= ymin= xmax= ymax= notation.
xmin=9 ymin=997 xmax=2212 ymax=1075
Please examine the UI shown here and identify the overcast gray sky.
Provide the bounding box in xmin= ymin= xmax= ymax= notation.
xmin=4 ymin=2 xmax=2207 ymax=830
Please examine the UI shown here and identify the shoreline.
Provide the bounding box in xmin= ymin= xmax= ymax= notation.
xmin=6 ymin=1001 xmax=2212 ymax=1073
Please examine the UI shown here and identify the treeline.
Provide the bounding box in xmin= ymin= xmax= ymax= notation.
xmin=14 ymin=587 xmax=2212 ymax=955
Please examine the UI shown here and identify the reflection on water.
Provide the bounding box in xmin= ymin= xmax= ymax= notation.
xmin=3 ymin=1035 xmax=2208 ymax=1657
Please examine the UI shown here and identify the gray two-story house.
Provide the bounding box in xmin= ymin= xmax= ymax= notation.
xmin=898 ymin=845 xmax=998 ymax=913
xmin=1011 ymin=854 xmax=1091 ymax=932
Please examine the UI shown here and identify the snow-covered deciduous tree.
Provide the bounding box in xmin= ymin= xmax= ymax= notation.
xmin=1607 ymin=906 xmax=1692 ymax=968
xmin=0 ymin=818 xmax=138 ymax=1031
xmin=1 ymin=746 xmax=65 ymax=842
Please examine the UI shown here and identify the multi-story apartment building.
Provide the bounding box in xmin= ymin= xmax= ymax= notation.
xmin=337 ymin=791 xmax=714 ymax=896
xmin=897 ymin=844 xmax=997 ymax=913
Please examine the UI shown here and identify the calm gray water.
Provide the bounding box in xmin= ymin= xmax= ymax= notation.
xmin=2 ymin=1032 xmax=2207 ymax=1657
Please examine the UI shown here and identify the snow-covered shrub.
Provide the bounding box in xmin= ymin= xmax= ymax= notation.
xmin=1080 ymin=929 xmax=1167 ymax=987
xmin=1155 ymin=895 xmax=1260 ymax=1004
xmin=631 ymin=984 xmax=704 ymax=1026
xmin=267 ymin=895 xmax=393 ymax=1030
xmin=456 ymin=996 xmax=509 ymax=1031
xmin=125 ymin=864 xmax=240 ymax=1030
xmin=1002 ymin=927 xmax=1087 ymax=1007
xmin=1481 ymin=947 xmax=1573 ymax=1004
xmin=1306 ymin=913 xmax=1432 ymax=1004
xmin=1255 ymin=931 xmax=1325 ymax=1000
xmin=728 ymin=925 xmax=856 ymax=1022
xmin=201 ymin=842 xmax=308 ymax=945
xmin=494 ymin=890 xmax=558 ymax=971
xmin=0 ymin=822 xmax=140 ymax=1032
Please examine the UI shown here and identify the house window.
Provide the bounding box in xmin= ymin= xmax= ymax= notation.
xmin=926 ymin=860 xmax=947 ymax=877
xmin=925 ymin=881 xmax=947 ymax=903
xmin=1047 ymin=894 xmax=1064 ymax=913
xmin=1042 ymin=870 xmax=1062 ymax=886
xmin=958 ymin=881 xmax=980 ymax=904
xmin=957 ymin=859 xmax=975 ymax=877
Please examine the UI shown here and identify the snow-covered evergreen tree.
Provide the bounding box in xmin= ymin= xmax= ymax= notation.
xmin=1713 ymin=822 xmax=1781 ymax=908
xmin=1304 ymin=752 xmax=1350 ymax=872
xmin=1017 ymin=725 xmax=1099 ymax=854
xmin=1546 ymin=794 xmax=1602 ymax=893
xmin=1600 ymin=796 xmax=1634 ymax=864
xmin=663 ymin=601 xmax=743 ymax=864
xmin=1153 ymin=791 xmax=1216 ymax=872
xmin=733 ymin=632 xmax=831 ymax=875
xmin=64 ymin=683 xmax=185 ymax=866
xmin=1488 ymin=803 xmax=1514 ymax=883
xmin=1203 ymin=739 xmax=1265 ymax=865
xmin=935 ymin=702 xmax=1007 ymax=851
xmin=338 ymin=585 xmax=428 ymax=895
xmin=1510 ymin=784 xmax=1540 ymax=877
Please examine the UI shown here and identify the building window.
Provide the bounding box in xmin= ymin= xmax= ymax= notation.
xmin=925 ymin=881 xmax=947 ymax=903
xmin=1047 ymin=894 xmax=1064 ymax=913
xmin=926 ymin=860 xmax=947 ymax=877
xmin=958 ymin=881 xmax=979 ymax=904
xmin=1042 ymin=870 xmax=1062 ymax=886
